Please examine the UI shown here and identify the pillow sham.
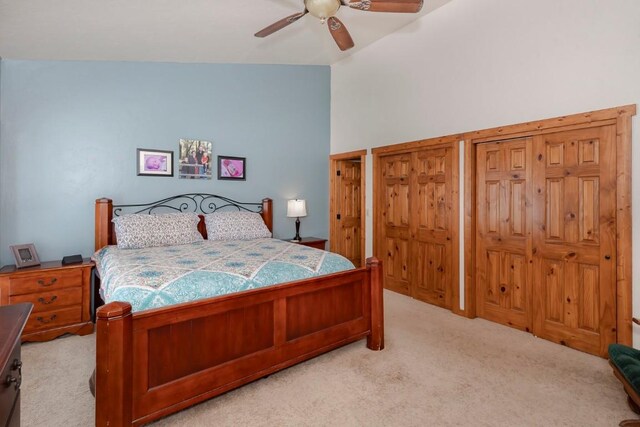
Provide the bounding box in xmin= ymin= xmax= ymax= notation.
xmin=204 ymin=211 xmax=271 ymax=241
xmin=112 ymin=212 xmax=203 ymax=249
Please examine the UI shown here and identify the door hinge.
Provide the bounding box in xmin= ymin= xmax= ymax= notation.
xmin=337 ymin=214 xmax=341 ymax=220
xmin=336 ymin=170 xmax=341 ymax=176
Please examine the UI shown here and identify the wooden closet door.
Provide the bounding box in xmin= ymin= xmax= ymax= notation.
xmin=410 ymin=147 xmax=453 ymax=308
xmin=476 ymin=139 xmax=533 ymax=331
xmin=380 ymin=154 xmax=411 ymax=295
xmin=532 ymin=126 xmax=617 ymax=357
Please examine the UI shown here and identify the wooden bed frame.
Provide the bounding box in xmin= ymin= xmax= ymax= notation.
xmin=93 ymin=194 xmax=384 ymax=426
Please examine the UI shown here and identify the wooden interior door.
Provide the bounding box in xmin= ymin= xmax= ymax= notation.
xmin=334 ymin=159 xmax=363 ymax=267
xmin=380 ymin=153 xmax=411 ymax=295
xmin=410 ymin=147 xmax=453 ymax=308
xmin=476 ymin=138 xmax=533 ymax=331
xmin=532 ymin=126 xmax=617 ymax=356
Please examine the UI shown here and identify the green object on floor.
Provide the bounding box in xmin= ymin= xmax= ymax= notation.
xmin=610 ymin=344 xmax=640 ymax=393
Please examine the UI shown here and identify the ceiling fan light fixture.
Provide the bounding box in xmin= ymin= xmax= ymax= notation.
xmin=304 ymin=0 xmax=341 ymax=20
xmin=256 ymin=0 xmax=423 ymax=50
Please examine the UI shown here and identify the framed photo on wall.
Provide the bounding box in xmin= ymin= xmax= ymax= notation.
xmin=217 ymin=156 xmax=246 ymax=181
xmin=179 ymin=139 xmax=213 ymax=180
xmin=10 ymin=243 xmax=41 ymax=268
xmin=137 ymin=149 xmax=174 ymax=177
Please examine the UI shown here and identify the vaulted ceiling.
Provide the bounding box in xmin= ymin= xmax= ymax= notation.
xmin=0 ymin=0 xmax=451 ymax=65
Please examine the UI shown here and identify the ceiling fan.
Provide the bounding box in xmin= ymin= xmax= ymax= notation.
xmin=255 ymin=0 xmax=424 ymax=51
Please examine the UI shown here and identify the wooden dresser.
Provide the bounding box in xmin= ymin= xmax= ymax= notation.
xmin=0 ymin=303 xmax=32 ymax=427
xmin=0 ymin=260 xmax=94 ymax=342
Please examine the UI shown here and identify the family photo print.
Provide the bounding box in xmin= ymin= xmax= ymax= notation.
xmin=179 ymin=139 xmax=213 ymax=179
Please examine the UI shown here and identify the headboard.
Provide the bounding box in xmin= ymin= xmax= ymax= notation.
xmin=95 ymin=194 xmax=273 ymax=251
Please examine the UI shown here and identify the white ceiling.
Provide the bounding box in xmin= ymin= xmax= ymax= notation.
xmin=0 ymin=0 xmax=451 ymax=65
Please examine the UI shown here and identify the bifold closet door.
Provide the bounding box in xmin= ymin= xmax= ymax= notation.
xmin=476 ymin=139 xmax=533 ymax=331
xmin=532 ymin=126 xmax=617 ymax=356
xmin=475 ymin=127 xmax=617 ymax=356
xmin=380 ymin=154 xmax=412 ymax=295
xmin=410 ymin=147 xmax=453 ymax=308
xmin=379 ymin=147 xmax=453 ymax=307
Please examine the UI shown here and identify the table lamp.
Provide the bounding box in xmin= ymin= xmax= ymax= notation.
xmin=287 ymin=199 xmax=307 ymax=242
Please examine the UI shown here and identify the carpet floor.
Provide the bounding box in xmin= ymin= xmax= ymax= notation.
xmin=20 ymin=290 xmax=633 ymax=426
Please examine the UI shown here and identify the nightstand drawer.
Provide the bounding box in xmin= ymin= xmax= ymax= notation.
xmin=24 ymin=306 xmax=82 ymax=333
xmin=9 ymin=269 xmax=82 ymax=296
xmin=10 ymin=287 xmax=82 ymax=313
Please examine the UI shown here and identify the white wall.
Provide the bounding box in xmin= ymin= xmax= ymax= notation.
xmin=330 ymin=0 xmax=640 ymax=343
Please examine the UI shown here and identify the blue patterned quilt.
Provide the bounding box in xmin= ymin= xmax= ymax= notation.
xmin=93 ymin=238 xmax=354 ymax=312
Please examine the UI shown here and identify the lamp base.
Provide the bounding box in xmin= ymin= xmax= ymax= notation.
xmin=293 ymin=217 xmax=302 ymax=242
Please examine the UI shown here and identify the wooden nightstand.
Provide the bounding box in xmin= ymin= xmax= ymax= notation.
xmin=290 ymin=237 xmax=327 ymax=250
xmin=0 ymin=259 xmax=94 ymax=342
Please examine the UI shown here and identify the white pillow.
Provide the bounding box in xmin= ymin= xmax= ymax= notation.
xmin=112 ymin=213 xmax=203 ymax=249
xmin=204 ymin=212 xmax=271 ymax=240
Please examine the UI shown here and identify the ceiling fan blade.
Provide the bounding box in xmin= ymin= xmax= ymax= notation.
xmin=327 ymin=17 xmax=355 ymax=51
xmin=344 ymin=0 xmax=423 ymax=13
xmin=254 ymin=11 xmax=308 ymax=38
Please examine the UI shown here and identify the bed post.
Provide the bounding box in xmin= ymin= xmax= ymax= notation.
xmin=95 ymin=198 xmax=113 ymax=251
xmin=366 ymin=257 xmax=384 ymax=351
xmin=96 ymin=302 xmax=133 ymax=427
xmin=262 ymin=198 xmax=273 ymax=233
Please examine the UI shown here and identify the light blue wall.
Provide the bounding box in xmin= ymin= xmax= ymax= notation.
xmin=0 ymin=60 xmax=331 ymax=265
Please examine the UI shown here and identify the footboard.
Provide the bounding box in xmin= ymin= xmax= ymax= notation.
xmin=96 ymin=258 xmax=383 ymax=426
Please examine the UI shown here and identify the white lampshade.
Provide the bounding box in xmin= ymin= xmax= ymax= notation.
xmin=304 ymin=0 xmax=340 ymax=20
xmin=287 ymin=199 xmax=307 ymax=218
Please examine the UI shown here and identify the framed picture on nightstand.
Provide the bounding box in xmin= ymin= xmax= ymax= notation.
xmin=10 ymin=243 xmax=41 ymax=268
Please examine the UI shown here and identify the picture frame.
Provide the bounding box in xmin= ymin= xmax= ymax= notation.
xmin=137 ymin=148 xmax=174 ymax=177
xmin=217 ymin=156 xmax=246 ymax=181
xmin=179 ymin=139 xmax=213 ymax=180
xmin=10 ymin=243 xmax=41 ymax=268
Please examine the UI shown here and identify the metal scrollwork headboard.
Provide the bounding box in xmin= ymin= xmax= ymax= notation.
xmin=95 ymin=194 xmax=273 ymax=250
xmin=112 ymin=193 xmax=264 ymax=217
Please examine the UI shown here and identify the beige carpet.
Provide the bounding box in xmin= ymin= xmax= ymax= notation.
xmin=20 ymin=290 xmax=633 ymax=426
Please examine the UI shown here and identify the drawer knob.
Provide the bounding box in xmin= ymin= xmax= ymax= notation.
xmin=7 ymin=359 xmax=23 ymax=390
xmin=37 ymin=278 xmax=58 ymax=287
xmin=37 ymin=295 xmax=58 ymax=305
xmin=36 ymin=314 xmax=58 ymax=324
xmin=4 ymin=374 xmax=21 ymax=390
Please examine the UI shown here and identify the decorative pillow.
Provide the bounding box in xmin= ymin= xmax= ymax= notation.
xmin=204 ymin=211 xmax=271 ymax=241
xmin=112 ymin=213 xmax=203 ymax=249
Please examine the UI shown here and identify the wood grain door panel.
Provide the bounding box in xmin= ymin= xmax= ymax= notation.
xmin=334 ymin=160 xmax=363 ymax=267
xmin=381 ymin=154 xmax=411 ymax=295
xmin=411 ymin=148 xmax=453 ymax=308
xmin=475 ymin=127 xmax=617 ymax=356
xmin=476 ymin=139 xmax=533 ymax=331
xmin=532 ymin=126 xmax=616 ymax=356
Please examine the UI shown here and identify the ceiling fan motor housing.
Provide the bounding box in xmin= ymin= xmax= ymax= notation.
xmin=304 ymin=0 xmax=341 ymax=20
